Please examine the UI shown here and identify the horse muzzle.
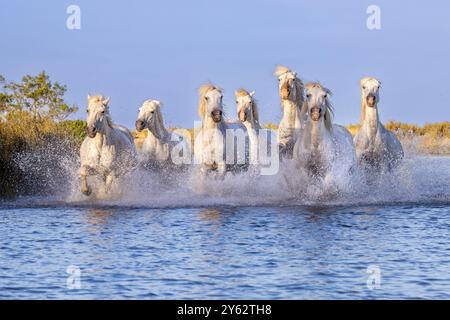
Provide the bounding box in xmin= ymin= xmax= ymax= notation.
xmin=135 ymin=120 xmax=146 ymax=132
xmin=280 ymin=85 xmax=290 ymax=100
xmin=211 ymin=110 xmax=222 ymax=123
xmin=87 ymin=126 xmax=97 ymax=138
xmin=310 ymin=107 xmax=321 ymax=121
xmin=367 ymin=94 xmax=377 ymax=108
xmin=239 ymin=109 xmax=247 ymax=122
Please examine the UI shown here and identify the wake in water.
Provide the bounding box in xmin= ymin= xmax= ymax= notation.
xmin=6 ymin=137 xmax=450 ymax=208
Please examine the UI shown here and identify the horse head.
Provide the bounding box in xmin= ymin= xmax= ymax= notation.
xmin=235 ymin=89 xmax=259 ymax=124
xmin=274 ymin=65 xmax=304 ymax=106
xmin=198 ymin=84 xmax=224 ymax=124
xmin=303 ymin=82 xmax=333 ymax=131
xmin=86 ymin=94 xmax=111 ymax=138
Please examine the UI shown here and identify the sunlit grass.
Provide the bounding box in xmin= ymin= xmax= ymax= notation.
xmin=132 ymin=121 xmax=449 ymax=155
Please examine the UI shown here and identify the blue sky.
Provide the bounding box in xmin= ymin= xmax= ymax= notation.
xmin=1 ymin=0 xmax=449 ymax=128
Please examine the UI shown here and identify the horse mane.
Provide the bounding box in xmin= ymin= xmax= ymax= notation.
xmin=235 ymin=88 xmax=259 ymax=123
xmin=274 ymin=65 xmax=291 ymax=77
xmin=361 ymin=93 xmax=366 ymax=122
xmin=234 ymin=88 xmax=248 ymax=98
xmin=198 ymin=83 xmax=222 ymax=118
xmin=304 ymin=82 xmax=334 ymax=131
xmin=88 ymin=94 xmax=107 ymax=103
xmin=360 ymin=77 xmax=370 ymax=122
xmin=143 ymin=99 xmax=168 ymax=139
xmin=293 ymin=77 xmax=304 ymax=108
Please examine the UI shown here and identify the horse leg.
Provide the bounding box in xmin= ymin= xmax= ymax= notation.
xmin=80 ymin=165 xmax=92 ymax=196
xmin=217 ymin=162 xmax=227 ymax=179
xmin=104 ymin=173 xmax=114 ymax=193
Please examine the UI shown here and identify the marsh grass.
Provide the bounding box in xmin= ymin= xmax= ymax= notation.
xmin=0 ymin=113 xmax=86 ymax=197
xmin=133 ymin=121 xmax=449 ymax=155
xmin=346 ymin=121 xmax=449 ymax=155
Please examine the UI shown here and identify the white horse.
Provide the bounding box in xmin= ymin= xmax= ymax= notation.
xmin=135 ymin=99 xmax=191 ymax=170
xmin=274 ymin=65 xmax=305 ymax=158
xmin=194 ymin=84 xmax=229 ymax=177
xmin=354 ymin=77 xmax=403 ymax=171
xmin=293 ymin=83 xmax=356 ymax=178
xmin=234 ymin=89 xmax=261 ymax=166
xmin=79 ymin=95 xmax=137 ymax=196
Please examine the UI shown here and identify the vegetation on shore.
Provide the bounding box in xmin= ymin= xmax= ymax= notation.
xmin=0 ymin=72 xmax=83 ymax=198
xmin=133 ymin=121 xmax=449 ymax=155
xmin=346 ymin=121 xmax=450 ymax=155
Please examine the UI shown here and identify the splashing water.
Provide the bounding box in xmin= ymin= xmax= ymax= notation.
xmin=2 ymin=144 xmax=450 ymax=299
xmin=7 ymin=140 xmax=449 ymax=208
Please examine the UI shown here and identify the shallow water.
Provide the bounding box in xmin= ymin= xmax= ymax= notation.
xmin=0 ymin=156 xmax=449 ymax=299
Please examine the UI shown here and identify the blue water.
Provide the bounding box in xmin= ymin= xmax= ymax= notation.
xmin=0 ymin=203 xmax=448 ymax=299
xmin=0 ymin=156 xmax=449 ymax=299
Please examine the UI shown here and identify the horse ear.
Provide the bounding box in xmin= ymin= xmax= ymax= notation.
xmin=293 ymin=72 xmax=297 ymax=77
xmin=234 ymin=90 xmax=239 ymax=98
xmin=87 ymin=94 xmax=91 ymax=100
xmin=249 ymin=90 xmax=255 ymax=97
xmin=103 ymin=97 xmax=110 ymax=105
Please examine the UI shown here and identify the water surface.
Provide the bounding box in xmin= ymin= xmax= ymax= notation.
xmin=0 ymin=156 xmax=449 ymax=299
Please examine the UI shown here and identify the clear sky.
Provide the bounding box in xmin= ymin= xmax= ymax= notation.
xmin=1 ymin=0 xmax=449 ymax=129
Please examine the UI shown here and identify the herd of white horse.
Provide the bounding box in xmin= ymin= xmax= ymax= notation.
xmin=79 ymin=65 xmax=403 ymax=196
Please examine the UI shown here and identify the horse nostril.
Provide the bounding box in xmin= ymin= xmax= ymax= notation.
xmin=87 ymin=126 xmax=97 ymax=137
xmin=367 ymin=94 xmax=376 ymax=107
xmin=136 ymin=120 xmax=144 ymax=129
xmin=310 ymin=107 xmax=321 ymax=121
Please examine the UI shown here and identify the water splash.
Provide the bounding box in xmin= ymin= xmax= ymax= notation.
xmin=6 ymin=142 xmax=450 ymax=208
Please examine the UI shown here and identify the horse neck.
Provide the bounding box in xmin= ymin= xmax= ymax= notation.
xmin=94 ymin=118 xmax=114 ymax=146
xmin=304 ymin=119 xmax=329 ymax=149
xmin=202 ymin=115 xmax=224 ymax=131
xmin=146 ymin=129 xmax=165 ymax=146
xmin=149 ymin=115 xmax=170 ymax=142
xmin=242 ymin=117 xmax=260 ymax=134
xmin=281 ymin=99 xmax=301 ymax=128
xmin=362 ymin=100 xmax=380 ymax=137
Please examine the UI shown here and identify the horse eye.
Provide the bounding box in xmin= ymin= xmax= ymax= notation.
xmin=86 ymin=109 xmax=89 ymax=113
xmin=205 ymin=97 xmax=209 ymax=101
xmin=101 ymin=110 xmax=105 ymax=114
xmin=306 ymin=94 xmax=311 ymax=98
xmin=362 ymin=86 xmax=366 ymax=90
xmin=151 ymin=111 xmax=154 ymax=114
